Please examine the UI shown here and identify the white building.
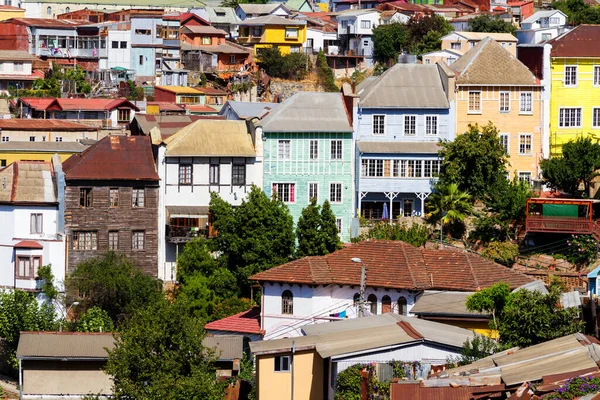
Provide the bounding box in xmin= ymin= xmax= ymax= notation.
xmin=0 ymin=158 xmax=65 ymax=295
xmin=516 ymin=10 xmax=570 ymax=44
xmin=106 ymin=29 xmax=131 ymax=71
xmin=155 ymin=119 xmax=263 ymax=281
xmin=336 ymin=9 xmax=381 ymax=66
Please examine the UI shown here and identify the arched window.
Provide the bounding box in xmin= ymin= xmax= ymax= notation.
xmin=382 ymin=295 xmax=392 ymax=313
xmin=353 ymin=292 xmax=360 ymax=305
xmin=281 ymin=290 xmax=293 ymax=315
xmin=368 ymin=294 xmax=377 ymax=315
xmin=397 ymin=297 xmax=407 ymax=316
xmin=46 ymin=6 xmax=51 ymax=16
xmin=65 ymin=6 xmax=70 ymax=12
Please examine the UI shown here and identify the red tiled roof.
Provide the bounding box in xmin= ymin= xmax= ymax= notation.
xmin=0 ymin=5 xmax=24 ymax=10
xmin=14 ymin=240 xmax=43 ymax=249
xmin=549 ymin=25 xmax=600 ymax=58
xmin=20 ymin=97 xmax=139 ymax=112
xmin=62 ymin=135 xmax=159 ymax=181
xmin=250 ymin=241 xmax=534 ymax=291
xmin=205 ymin=307 xmax=263 ymax=335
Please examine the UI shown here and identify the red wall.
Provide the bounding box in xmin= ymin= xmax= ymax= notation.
xmin=0 ymin=23 xmax=29 ymax=51
xmin=153 ymin=87 xmax=176 ymax=103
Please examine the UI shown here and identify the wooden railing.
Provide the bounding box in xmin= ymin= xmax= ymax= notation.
xmin=526 ymin=216 xmax=595 ymax=235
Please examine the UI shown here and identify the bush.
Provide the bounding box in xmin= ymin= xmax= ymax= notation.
xmin=257 ymin=47 xmax=309 ymax=80
xmin=482 ymin=241 xmax=519 ymax=266
xmin=76 ymin=307 xmax=114 ymax=332
xmin=353 ymin=222 xmax=430 ymax=247
xmin=563 ymin=234 xmax=597 ymax=267
xmin=543 ymin=376 xmax=600 ymax=400
xmin=469 ymin=216 xmax=508 ymax=243
xmin=316 ymin=50 xmax=337 ymax=91
xmin=334 ymin=364 xmax=363 ymax=400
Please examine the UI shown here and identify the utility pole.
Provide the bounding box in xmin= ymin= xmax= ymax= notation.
xmin=352 ymin=258 xmax=367 ymax=317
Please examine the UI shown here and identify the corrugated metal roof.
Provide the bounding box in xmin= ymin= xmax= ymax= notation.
xmin=0 ymin=141 xmax=89 ymax=152
xmin=514 ymin=279 xmax=548 ymax=293
xmin=549 ymin=25 xmax=600 ymax=58
xmin=205 ymin=7 xmax=239 ymax=24
xmin=410 ymin=291 xmax=487 ymax=317
xmin=0 ymin=119 xmax=98 ymax=131
xmin=10 ymin=18 xmax=91 ymax=28
xmin=155 ymin=85 xmax=203 ymax=95
xmin=357 ymin=141 xmax=439 ymax=154
xmin=237 ymin=14 xmax=305 ymax=26
xmin=181 ymin=41 xmax=251 ymax=54
xmin=0 ymin=50 xmax=35 ymax=61
xmin=220 ymin=100 xmax=278 ymax=119
xmin=358 ymin=64 xmax=450 ymax=109
xmin=132 ymin=114 xmax=221 ymax=137
xmin=203 ymin=335 xmax=244 ymax=360
xmin=238 ymin=3 xmax=287 ymax=14
xmin=0 ymin=161 xmax=57 ymax=203
xmin=182 ymin=25 xmax=227 ymax=35
xmin=164 ymin=120 xmax=255 ymax=157
xmin=261 ymin=92 xmax=352 ymax=133
xmin=16 ymin=332 xmax=114 ymax=359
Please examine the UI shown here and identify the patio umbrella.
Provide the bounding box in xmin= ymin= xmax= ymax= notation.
xmin=382 ymin=203 xmax=389 ymax=220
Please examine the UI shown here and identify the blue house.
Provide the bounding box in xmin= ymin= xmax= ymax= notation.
xmin=353 ymin=63 xmax=456 ymax=220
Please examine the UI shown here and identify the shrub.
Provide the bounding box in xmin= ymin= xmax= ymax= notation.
xmin=482 ymin=241 xmax=519 ymax=266
xmin=353 ymin=222 xmax=430 ymax=247
xmin=543 ymin=376 xmax=600 ymax=400
xmin=469 ymin=216 xmax=508 ymax=243
xmin=563 ymin=234 xmax=597 ymax=267
xmin=257 ymin=47 xmax=309 ymax=80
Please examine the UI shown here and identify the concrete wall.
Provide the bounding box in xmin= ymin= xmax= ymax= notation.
xmin=107 ymin=30 xmax=131 ymax=70
xmin=22 ymin=360 xmax=112 ymax=396
xmin=0 ymin=129 xmax=98 ymax=142
xmin=0 ymin=60 xmax=32 ymax=76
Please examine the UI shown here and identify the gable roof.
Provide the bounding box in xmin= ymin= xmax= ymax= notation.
xmin=521 ymin=9 xmax=565 ymax=24
xmin=62 ymin=135 xmax=159 ymax=181
xmin=0 ymin=119 xmax=98 ymax=131
xmin=250 ymin=240 xmax=534 ymax=291
xmin=16 ymin=332 xmax=114 ymax=360
xmin=261 ymin=92 xmax=351 ymax=133
xmin=205 ymin=7 xmax=239 ymax=24
xmin=237 ymin=14 xmax=305 ymax=26
xmin=154 ymin=85 xmax=203 ymax=95
xmin=220 ymin=100 xmax=279 ymax=119
xmin=410 ymin=290 xmax=488 ymax=318
xmin=0 ymin=161 xmax=56 ymax=204
xmin=131 ymin=114 xmax=224 ymax=138
xmin=182 ymin=25 xmax=227 ymax=35
xmin=163 ymin=120 xmax=255 ymax=157
xmin=444 ymin=31 xmax=518 ymax=42
xmin=548 ymin=24 xmax=600 ymax=58
xmin=21 ymin=98 xmax=139 ymax=112
xmin=358 ymin=64 xmax=450 ymax=108
xmin=449 ymin=37 xmax=538 ymax=85
xmin=205 ymin=307 xmax=263 ymax=335
xmin=237 ymin=3 xmax=290 ymax=15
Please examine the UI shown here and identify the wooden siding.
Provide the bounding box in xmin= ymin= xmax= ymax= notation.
xmin=64 ymin=182 xmax=159 ymax=276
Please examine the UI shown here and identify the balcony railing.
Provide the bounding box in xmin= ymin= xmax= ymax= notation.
xmin=167 ymin=225 xmax=216 ymax=243
xmin=526 ymin=216 xmax=596 ymax=235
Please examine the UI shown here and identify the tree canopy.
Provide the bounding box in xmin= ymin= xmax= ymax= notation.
xmin=372 ymin=23 xmax=409 ymax=63
xmin=256 ymin=47 xmax=309 ymax=80
xmin=438 ymin=123 xmax=509 ymax=201
xmin=552 ymin=0 xmax=600 ymax=25
xmin=296 ymin=198 xmax=342 ymax=257
xmin=406 ymin=14 xmax=453 ymax=54
xmin=467 ymin=15 xmax=517 ymax=34
xmin=540 ymin=137 xmax=600 ymax=197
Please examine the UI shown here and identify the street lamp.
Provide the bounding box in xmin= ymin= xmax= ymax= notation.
xmin=59 ymin=301 xmax=80 ymax=332
xmin=351 ymin=258 xmax=366 ymax=317
xmin=440 ymin=211 xmax=447 ymax=247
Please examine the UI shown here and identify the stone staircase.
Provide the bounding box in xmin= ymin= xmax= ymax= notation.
xmin=0 ymin=99 xmax=11 ymax=117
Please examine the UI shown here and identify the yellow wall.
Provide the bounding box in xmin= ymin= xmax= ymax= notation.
xmin=257 ymin=350 xmax=324 ymax=400
xmin=435 ymin=320 xmax=498 ymax=338
xmin=549 ymin=58 xmax=600 ymax=157
xmin=0 ymin=151 xmax=77 ymax=165
xmin=455 ymin=85 xmax=543 ymax=179
xmin=0 ymin=9 xmax=25 ymax=21
xmin=249 ymin=25 xmax=306 ymax=56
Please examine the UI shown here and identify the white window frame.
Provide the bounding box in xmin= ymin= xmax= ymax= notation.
xmin=468 ymin=91 xmax=482 ymax=114
xmin=273 ymin=183 xmax=295 ymax=203
xmin=558 ymin=107 xmax=582 ymax=128
xmin=330 ymin=140 xmax=343 ymax=160
xmin=518 ymin=133 xmax=533 ymax=155
xmin=404 ymin=115 xmax=417 ymax=136
xmin=30 ymin=213 xmax=43 ymax=234
xmin=360 ymin=20 xmax=371 ymax=29
xmin=593 ymin=108 xmax=600 ymax=129
xmin=519 ymin=92 xmax=533 ymax=114
xmin=372 ymin=114 xmax=386 ymax=135
xmin=361 ymin=159 xmax=384 ymax=177
xmin=274 ymin=355 xmax=291 ymax=372
xmin=335 ymin=218 xmax=342 ymax=238
xmin=278 ymin=139 xmax=291 ymax=160
xmin=564 ymin=65 xmax=578 ymax=87
xmin=424 ymin=115 xmax=438 ymax=135
xmin=499 ymin=133 xmax=510 ymax=155
xmin=518 ymin=171 xmax=532 ymax=184
xmin=498 ymin=91 xmax=510 ymax=113
xmin=594 ymin=66 xmax=600 ymax=87
xmin=308 ymin=182 xmax=318 ymax=202
xmin=329 ymin=182 xmax=343 ymax=203
xmin=309 ymin=140 xmax=319 ymax=160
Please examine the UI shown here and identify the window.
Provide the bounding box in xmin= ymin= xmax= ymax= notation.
xmin=132 ymin=188 xmax=144 ymax=207
xmin=118 ymin=109 xmax=130 ymax=122
xmin=518 ymin=172 xmax=532 ymax=184
xmin=341 ymin=20 xmax=348 ymax=29
xmin=368 ymin=294 xmax=377 ymax=315
xmin=65 ymin=6 xmax=70 ymax=12
xmin=284 ymin=28 xmax=298 ymax=38
xmin=274 ymin=355 xmax=290 ymax=372
xmin=499 ymin=133 xmax=509 ymax=154
xmin=520 ymin=92 xmax=533 ymax=113
xmin=470 ymin=41 xmax=477 ymax=48
xmin=278 ymin=140 xmax=291 ymax=160
xmin=72 ymin=231 xmax=97 ymax=250
xmin=209 ymin=164 xmax=220 ymax=185
xmin=309 ymin=140 xmax=319 ymax=160
xmin=331 ymin=140 xmax=343 ymax=160
xmin=109 ymin=188 xmax=119 ymax=207
xmin=201 ymin=36 xmax=211 ymax=45
xmin=360 ymin=20 xmax=371 ymax=29
xmin=30 ymin=213 xmax=42 ymax=234
xmin=55 ymin=136 xmax=63 ymax=142
xmin=425 ymin=115 xmax=438 ymax=135
xmin=120 ymin=41 xmax=127 ymax=48
xmin=565 ymin=65 xmax=577 ymax=86
xmin=423 ymin=160 xmax=441 ymax=177
xmin=336 ymin=218 xmax=342 ymax=236
xmin=450 ymin=42 xmax=461 ymax=50
xmin=499 ymin=91 xmax=510 ymax=113
xmin=0 ymin=160 xmax=5 ymax=167
xmin=29 ymin=136 xmax=35 ymax=142
xmin=424 ymin=59 xmax=430 ymax=64
xmin=273 ymin=183 xmax=295 ymax=203
xmin=232 ymin=164 xmax=246 ymax=186
xmin=111 ymin=41 xmax=119 ymax=49
xmin=353 ymin=292 xmax=360 ymax=305
xmin=229 ymin=54 xmax=235 ymax=64
xmin=135 ymin=29 xmax=151 ymax=35
xmin=79 ymin=188 xmax=92 ymax=208
xmin=46 ymin=6 xmax=51 ymax=16
xmin=559 ymin=108 xmax=582 ymax=128
xmin=382 ymin=295 xmax=392 ymax=313
xmin=407 ymin=160 xmax=421 ymax=177
xmin=404 ymin=115 xmax=416 ymax=136
xmin=372 ymin=115 xmax=385 ymax=135
xmin=17 ymin=257 xmax=31 ymax=278
xmin=595 ymin=66 xmax=600 ymax=86
xmin=361 ymin=159 xmax=383 ymax=177
xmin=179 ymin=164 xmax=192 ymax=185
xmin=252 ymin=27 xmax=262 ymax=37
xmin=282 ymin=290 xmax=293 ymax=314
xmin=403 ymin=199 xmax=413 ymax=217
xmin=132 ymin=231 xmax=145 ymax=250
xmin=108 ymin=231 xmax=118 ymax=251
xmin=329 ymin=183 xmax=342 ymax=203
xmin=139 ymin=55 xmax=144 ymax=65
xmin=549 ymin=16 xmax=559 ymax=24
xmin=1 ymin=136 xmax=8 ymax=142
xmin=519 ymin=134 xmax=532 ymax=155
xmin=308 ymin=182 xmax=318 ymax=201
xmin=397 ymin=297 xmax=407 ymax=315
xmin=468 ymin=91 xmax=481 ymax=113
xmin=594 ymin=108 xmax=600 ymax=128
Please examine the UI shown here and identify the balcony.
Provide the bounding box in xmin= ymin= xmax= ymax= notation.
xmin=237 ymin=34 xmax=264 ymax=45
xmin=166 ymin=225 xmax=216 ymax=243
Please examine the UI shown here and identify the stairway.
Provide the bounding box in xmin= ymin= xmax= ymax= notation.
xmin=0 ymin=99 xmax=10 ymax=117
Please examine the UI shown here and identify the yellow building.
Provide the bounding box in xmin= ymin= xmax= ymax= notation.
xmin=0 ymin=142 xmax=90 ymax=166
xmin=548 ymin=25 xmax=600 ymax=157
xmin=448 ymin=37 xmax=543 ymax=182
xmin=237 ymin=15 xmax=306 ymax=56
xmin=0 ymin=5 xmax=25 ymax=21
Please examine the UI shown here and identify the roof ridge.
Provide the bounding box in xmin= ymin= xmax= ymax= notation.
xmin=458 ymin=36 xmax=490 ymax=76
xmin=397 ymin=321 xmax=424 ymax=340
xmin=400 ymin=243 xmax=417 ymax=288
xmin=10 ymin=162 xmax=18 ymax=202
xmin=465 ymin=252 xmax=480 ymax=290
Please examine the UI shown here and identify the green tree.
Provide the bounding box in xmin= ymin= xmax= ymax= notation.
xmin=256 ymin=47 xmax=309 ymax=80
xmin=76 ymin=306 xmax=114 ymax=332
xmin=481 ymin=241 xmax=519 ymax=267
xmin=316 ymin=50 xmax=338 ymax=92
xmin=372 ymin=23 xmax=409 ymax=63
xmin=176 ymin=273 xmax=217 ymax=321
xmin=66 ymin=252 xmax=163 ymax=326
xmin=468 ymin=15 xmax=517 ymax=34
xmin=448 ymin=334 xmax=501 ymax=366
xmin=438 ymin=123 xmax=509 ymax=201
xmin=0 ymin=291 xmax=57 ymax=376
xmin=466 ymin=282 xmax=511 ymax=330
xmin=211 ymin=297 xmax=253 ymax=321
xmin=176 ymin=238 xmax=218 ymax=284
xmin=321 ymin=200 xmax=342 ymax=254
xmin=37 ymin=264 xmax=59 ymax=301
xmin=552 ymin=0 xmax=600 ymax=25
xmin=407 ymin=14 xmax=453 ymax=54
xmin=425 ymin=183 xmax=472 ymax=237
xmin=484 ymin=177 xmax=532 ymax=238
xmin=540 ymin=137 xmax=600 ymax=197
xmin=297 ymin=198 xmax=326 ymax=257
xmin=105 ymin=299 xmax=226 ymax=400
xmin=208 ymin=267 xmax=238 ymax=299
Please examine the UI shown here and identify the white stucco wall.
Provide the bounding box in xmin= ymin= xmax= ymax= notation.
xmin=107 ymin=30 xmax=132 ymax=71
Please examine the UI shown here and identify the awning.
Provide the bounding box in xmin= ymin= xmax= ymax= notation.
xmin=166 ymin=206 xmax=210 ymax=219
xmin=357 ymin=141 xmax=440 ymax=154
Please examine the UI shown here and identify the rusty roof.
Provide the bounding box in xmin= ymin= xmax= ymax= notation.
xmin=549 ymin=25 xmax=600 ymax=58
xmin=132 ymin=114 xmax=224 ymax=137
xmin=250 ymin=240 xmax=534 ymax=291
xmin=62 ymin=135 xmax=159 ymax=181
xmin=0 ymin=161 xmax=57 ymax=204
xmin=8 ymin=18 xmax=92 ymax=28
xmin=17 ymin=332 xmax=114 ymax=360
xmin=0 ymin=119 xmax=98 ymax=131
